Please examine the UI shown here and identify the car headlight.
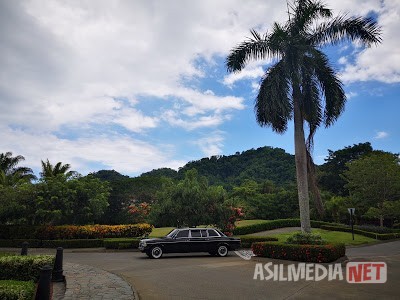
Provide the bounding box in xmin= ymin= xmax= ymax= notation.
xmin=141 ymin=241 xmax=147 ymax=247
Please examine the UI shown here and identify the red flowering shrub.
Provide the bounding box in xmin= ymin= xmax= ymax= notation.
xmin=220 ymin=206 xmax=244 ymax=236
xmin=251 ymin=241 xmax=345 ymax=263
xmin=0 ymin=224 xmax=153 ymax=240
xmin=128 ymin=202 xmax=151 ymax=223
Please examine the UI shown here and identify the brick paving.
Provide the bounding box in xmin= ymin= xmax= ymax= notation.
xmin=53 ymin=262 xmax=135 ymax=300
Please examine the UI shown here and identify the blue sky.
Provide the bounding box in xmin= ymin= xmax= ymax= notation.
xmin=1 ymin=0 xmax=399 ymax=177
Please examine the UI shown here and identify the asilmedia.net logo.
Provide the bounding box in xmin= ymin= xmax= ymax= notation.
xmin=346 ymin=262 xmax=387 ymax=283
xmin=253 ymin=262 xmax=387 ymax=283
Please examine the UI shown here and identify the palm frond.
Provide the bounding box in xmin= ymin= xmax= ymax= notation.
xmin=226 ymin=29 xmax=277 ymax=72
xmin=308 ymin=49 xmax=346 ymax=126
xmin=301 ymin=65 xmax=322 ymax=150
xmin=255 ymin=61 xmax=292 ymax=133
xmin=291 ymin=0 xmax=332 ymax=34
xmin=310 ymin=14 xmax=382 ymax=46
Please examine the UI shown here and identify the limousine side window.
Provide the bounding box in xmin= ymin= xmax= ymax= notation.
xmin=208 ymin=229 xmax=219 ymax=237
xmin=190 ymin=230 xmax=201 ymax=238
xmin=176 ymin=230 xmax=189 ymax=238
xmin=200 ymin=229 xmax=208 ymax=237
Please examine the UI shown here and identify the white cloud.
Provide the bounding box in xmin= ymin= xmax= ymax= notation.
xmin=338 ymin=56 xmax=348 ymax=65
xmin=162 ymin=110 xmax=230 ymax=131
xmin=223 ymin=61 xmax=266 ymax=87
xmin=112 ymin=108 xmax=159 ymax=133
xmin=337 ymin=1 xmax=400 ymax=83
xmin=346 ymin=91 xmax=358 ymax=99
xmin=374 ymin=131 xmax=389 ymax=139
xmin=0 ymin=125 xmax=185 ymax=175
xmin=1 ymin=0 xmax=399 ymax=175
xmin=194 ymin=131 xmax=225 ymax=157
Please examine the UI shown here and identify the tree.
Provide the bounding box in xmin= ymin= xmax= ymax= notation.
xmin=325 ymin=196 xmax=348 ymax=223
xmin=226 ymin=0 xmax=381 ymax=232
xmin=40 ymin=159 xmax=76 ymax=179
xmin=319 ymin=142 xmax=373 ymax=195
xmin=365 ymin=201 xmax=400 ymax=227
xmin=343 ymin=152 xmax=400 ymax=226
xmin=32 ymin=174 xmax=110 ymax=225
xmin=149 ymin=169 xmax=234 ymax=228
xmin=0 ymin=152 xmax=36 ymax=187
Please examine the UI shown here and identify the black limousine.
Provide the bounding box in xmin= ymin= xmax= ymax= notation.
xmin=139 ymin=228 xmax=241 ymax=259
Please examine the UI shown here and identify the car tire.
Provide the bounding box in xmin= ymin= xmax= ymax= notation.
xmin=149 ymin=246 xmax=163 ymax=259
xmin=216 ymin=244 xmax=228 ymax=257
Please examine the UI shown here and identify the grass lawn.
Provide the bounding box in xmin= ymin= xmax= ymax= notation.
xmin=0 ymin=253 xmax=13 ymax=258
xmin=258 ymin=229 xmax=377 ymax=246
xmin=149 ymin=227 xmax=175 ymax=238
xmin=235 ymin=219 xmax=269 ymax=227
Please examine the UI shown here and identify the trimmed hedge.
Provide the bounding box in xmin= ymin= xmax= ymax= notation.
xmin=353 ymin=225 xmax=400 ymax=234
xmin=320 ymin=225 xmax=400 ymax=240
xmin=0 ymin=239 xmax=104 ymax=248
xmin=103 ymin=238 xmax=140 ymax=249
xmin=0 ymin=280 xmax=35 ymax=300
xmin=0 ymin=255 xmax=55 ymax=282
xmin=41 ymin=239 xmax=104 ymax=248
xmin=0 ymin=239 xmax=41 ymax=248
xmin=252 ymin=241 xmax=345 ymax=263
xmin=238 ymin=236 xmax=278 ymax=248
xmin=233 ymin=219 xmax=336 ymax=235
xmin=0 ymin=223 xmax=153 ymax=240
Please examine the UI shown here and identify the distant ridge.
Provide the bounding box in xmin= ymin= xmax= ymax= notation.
xmin=141 ymin=146 xmax=296 ymax=188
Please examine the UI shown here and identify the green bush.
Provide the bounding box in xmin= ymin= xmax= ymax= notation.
xmin=0 ymin=239 xmax=41 ymax=248
xmin=0 ymin=226 xmax=33 ymax=240
xmin=353 ymin=225 xmax=400 ymax=234
xmin=103 ymin=238 xmax=140 ymax=249
xmin=0 ymin=255 xmax=55 ymax=282
xmin=233 ymin=219 xmax=336 ymax=235
xmin=252 ymin=241 xmax=345 ymax=263
xmin=238 ymin=236 xmax=278 ymax=248
xmin=0 ymin=223 xmax=153 ymax=240
xmin=41 ymin=239 xmax=104 ymax=248
xmin=320 ymin=225 xmax=400 ymax=240
xmin=286 ymin=232 xmax=326 ymax=245
xmin=0 ymin=280 xmax=35 ymax=300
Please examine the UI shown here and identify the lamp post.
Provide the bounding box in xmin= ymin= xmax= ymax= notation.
xmin=348 ymin=208 xmax=355 ymax=240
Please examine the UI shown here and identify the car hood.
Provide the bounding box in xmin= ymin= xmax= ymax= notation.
xmin=140 ymin=237 xmax=171 ymax=243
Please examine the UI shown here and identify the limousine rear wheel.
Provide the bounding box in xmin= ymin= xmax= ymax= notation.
xmin=150 ymin=246 xmax=163 ymax=259
xmin=217 ymin=245 xmax=228 ymax=257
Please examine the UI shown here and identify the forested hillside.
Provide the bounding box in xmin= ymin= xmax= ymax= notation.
xmin=142 ymin=146 xmax=296 ymax=189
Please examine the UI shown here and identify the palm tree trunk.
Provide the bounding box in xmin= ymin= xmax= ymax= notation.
xmin=293 ymin=96 xmax=311 ymax=233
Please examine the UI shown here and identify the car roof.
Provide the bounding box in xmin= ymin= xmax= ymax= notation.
xmin=176 ymin=228 xmax=217 ymax=230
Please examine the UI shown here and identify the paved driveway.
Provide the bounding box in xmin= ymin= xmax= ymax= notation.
xmin=62 ymin=240 xmax=400 ymax=300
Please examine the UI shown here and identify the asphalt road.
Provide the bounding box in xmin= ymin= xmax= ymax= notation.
xmin=60 ymin=240 xmax=400 ymax=300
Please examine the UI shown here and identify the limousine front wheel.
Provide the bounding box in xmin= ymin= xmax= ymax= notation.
xmin=150 ymin=246 xmax=163 ymax=259
xmin=217 ymin=245 xmax=228 ymax=257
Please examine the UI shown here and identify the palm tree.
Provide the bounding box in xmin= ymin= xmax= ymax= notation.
xmin=0 ymin=152 xmax=36 ymax=186
xmin=226 ymin=0 xmax=381 ymax=232
xmin=40 ymin=159 xmax=76 ymax=179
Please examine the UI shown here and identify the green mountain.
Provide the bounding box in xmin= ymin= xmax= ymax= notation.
xmin=141 ymin=146 xmax=296 ymax=188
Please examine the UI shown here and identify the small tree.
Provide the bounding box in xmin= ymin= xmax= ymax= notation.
xmin=343 ymin=152 xmax=400 ymax=225
xmin=364 ymin=200 xmax=400 ymax=227
xmin=149 ymin=169 xmax=235 ymax=229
